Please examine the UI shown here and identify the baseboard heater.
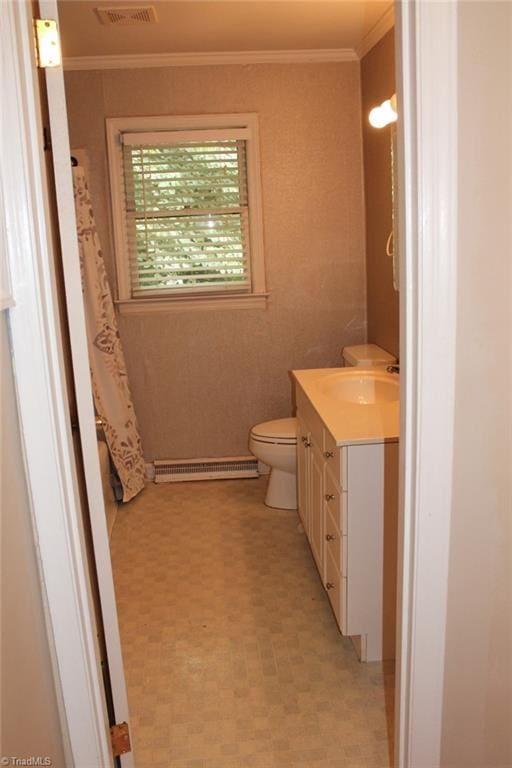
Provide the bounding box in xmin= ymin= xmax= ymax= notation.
xmin=153 ymin=456 xmax=259 ymax=483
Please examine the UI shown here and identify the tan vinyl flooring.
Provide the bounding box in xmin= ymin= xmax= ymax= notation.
xmin=110 ymin=477 xmax=394 ymax=768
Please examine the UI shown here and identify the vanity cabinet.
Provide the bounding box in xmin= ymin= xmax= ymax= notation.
xmin=295 ymin=385 xmax=398 ymax=662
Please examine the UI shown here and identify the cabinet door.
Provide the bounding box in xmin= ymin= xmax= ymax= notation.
xmin=325 ymin=545 xmax=347 ymax=634
xmin=296 ymin=417 xmax=310 ymax=532
xmin=309 ymin=446 xmax=324 ymax=576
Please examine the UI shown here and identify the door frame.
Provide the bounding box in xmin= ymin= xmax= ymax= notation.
xmin=1 ymin=2 xmax=113 ymax=765
xmin=395 ymin=2 xmax=458 ymax=766
xmin=2 ymin=2 xmax=131 ymax=766
xmin=2 ymin=1 xmax=459 ymax=765
xmin=38 ymin=0 xmax=134 ymax=763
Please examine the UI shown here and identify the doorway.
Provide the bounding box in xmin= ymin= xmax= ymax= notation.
xmin=3 ymin=1 xmax=460 ymax=768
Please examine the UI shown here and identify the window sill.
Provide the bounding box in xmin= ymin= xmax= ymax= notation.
xmin=114 ymin=292 xmax=269 ymax=315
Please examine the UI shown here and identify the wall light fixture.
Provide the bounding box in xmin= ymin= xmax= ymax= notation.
xmin=368 ymin=94 xmax=398 ymax=128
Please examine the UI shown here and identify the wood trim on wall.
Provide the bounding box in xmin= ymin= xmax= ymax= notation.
xmin=356 ymin=5 xmax=395 ymax=60
xmin=63 ymin=47 xmax=359 ymax=71
xmin=115 ymin=293 xmax=269 ymax=314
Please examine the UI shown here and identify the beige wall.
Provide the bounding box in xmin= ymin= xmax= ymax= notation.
xmin=441 ymin=3 xmax=512 ymax=765
xmin=64 ymin=63 xmax=367 ymax=460
xmin=0 ymin=315 xmax=66 ymax=763
xmin=360 ymin=30 xmax=399 ymax=359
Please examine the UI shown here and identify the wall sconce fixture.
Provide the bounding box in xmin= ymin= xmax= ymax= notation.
xmin=367 ymin=93 xmax=400 ymax=291
xmin=368 ymin=94 xmax=398 ymax=128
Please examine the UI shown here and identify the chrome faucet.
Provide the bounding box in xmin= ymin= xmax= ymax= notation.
xmin=386 ymin=364 xmax=400 ymax=374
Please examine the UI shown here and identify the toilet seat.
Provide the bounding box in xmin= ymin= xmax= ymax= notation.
xmin=250 ymin=417 xmax=297 ymax=445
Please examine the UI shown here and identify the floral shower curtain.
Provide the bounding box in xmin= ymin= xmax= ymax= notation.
xmin=72 ymin=165 xmax=145 ymax=502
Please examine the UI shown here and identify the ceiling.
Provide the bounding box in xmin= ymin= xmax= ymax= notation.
xmin=58 ymin=1 xmax=393 ymax=59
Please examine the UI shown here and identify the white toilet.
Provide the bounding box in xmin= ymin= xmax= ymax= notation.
xmin=341 ymin=343 xmax=397 ymax=369
xmin=249 ymin=417 xmax=298 ymax=510
xmin=249 ymin=344 xmax=397 ymax=511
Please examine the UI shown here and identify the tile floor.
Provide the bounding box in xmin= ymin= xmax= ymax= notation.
xmin=110 ymin=478 xmax=394 ymax=768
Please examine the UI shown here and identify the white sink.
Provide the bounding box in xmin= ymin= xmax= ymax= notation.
xmin=317 ymin=370 xmax=399 ymax=405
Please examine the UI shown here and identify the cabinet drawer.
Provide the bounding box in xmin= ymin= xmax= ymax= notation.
xmin=296 ymin=387 xmax=323 ymax=453
xmin=323 ymin=431 xmax=348 ymax=490
xmin=324 ymin=469 xmax=348 ymax=533
xmin=325 ymin=547 xmax=347 ymax=635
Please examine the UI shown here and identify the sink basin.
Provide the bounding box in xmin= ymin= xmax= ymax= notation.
xmin=317 ymin=370 xmax=399 ymax=405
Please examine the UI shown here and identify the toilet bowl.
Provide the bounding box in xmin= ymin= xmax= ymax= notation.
xmin=249 ymin=417 xmax=297 ymax=510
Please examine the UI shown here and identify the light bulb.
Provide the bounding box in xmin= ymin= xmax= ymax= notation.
xmin=369 ymin=107 xmax=387 ymax=129
xmin=381 ymin=99 xmax=398 ymax=125
xmin=368 ymin=96 xmax=398 ymax=129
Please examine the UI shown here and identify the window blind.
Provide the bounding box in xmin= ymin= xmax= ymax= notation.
xmin=121 ymin=132 xmax=251 ymax=297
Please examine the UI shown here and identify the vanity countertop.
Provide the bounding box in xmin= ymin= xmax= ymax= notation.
xmin=292 ymin=367 xmax=399 ymax=446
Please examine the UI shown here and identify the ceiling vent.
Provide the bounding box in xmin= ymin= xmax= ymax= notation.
xmin=95 ymin=5 xmax=158 ymax=25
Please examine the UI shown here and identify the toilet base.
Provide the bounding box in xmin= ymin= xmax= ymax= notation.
xmin=265 ymin=468 xmax=297 ymax=510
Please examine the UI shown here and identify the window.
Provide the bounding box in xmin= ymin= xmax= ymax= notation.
xmin=107 ymin=115 xmax=266 ymax=312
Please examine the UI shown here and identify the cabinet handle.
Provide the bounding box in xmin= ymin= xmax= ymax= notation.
xmin=326 ymin=582 xmax=335 ymax=590
xmin=304 ymin=441 xmax=311 ymax=448
xmin=324 ymin=451 xmax=334 ymax=459
xmin=325 ymin=493 xmax=335 ymax=501
xmin=301 ymin=436 xmax=308 ymax=443
xmin=325 ymin=533 xmax=335 ymax=542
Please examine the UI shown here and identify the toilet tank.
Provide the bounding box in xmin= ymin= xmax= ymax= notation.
xmin=342 ymin=343 xmax=397 ymax=368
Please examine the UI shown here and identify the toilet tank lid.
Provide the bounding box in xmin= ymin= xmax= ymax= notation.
xmin=342 ymin=344 xmax=397 ymax=367
xmin=251 ymin=417 xmax=297 ymax=440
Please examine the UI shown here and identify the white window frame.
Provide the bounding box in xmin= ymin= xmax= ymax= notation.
xmin=106 ymin=113 xmax=267 ymax=313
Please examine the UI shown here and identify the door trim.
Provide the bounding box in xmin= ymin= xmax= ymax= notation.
xmin=1 ymin=3 xmax=114 ymax=765
xmin=39 ymin=2 xmax=134 ymax=764
xmin=395 ymin=2 xmax=458 ymax=766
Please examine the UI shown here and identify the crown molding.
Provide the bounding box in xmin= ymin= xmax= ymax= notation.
xmin=355 ymin=4 xmax=394 ymax=60
xmin=63 ymin=47 xmax=358 ymax=71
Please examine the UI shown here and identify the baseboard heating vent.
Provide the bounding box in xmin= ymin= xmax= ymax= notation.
xmin=154 ymin=456 xmax=259 ymax=483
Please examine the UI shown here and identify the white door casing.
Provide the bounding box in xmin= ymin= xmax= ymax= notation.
xmin=38 ymin=1 xmax=135 ymax=766
xmin=1 ymin=2 xmax=114 ymax=765
xmin=2 ymin=1 xmax=134 ymax=765
xmin=395 ymin=2 xmax=458 ymax=766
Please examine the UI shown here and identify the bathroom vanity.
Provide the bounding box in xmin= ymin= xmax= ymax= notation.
xmin=292 ymin=368 xmax=399 ymax=662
